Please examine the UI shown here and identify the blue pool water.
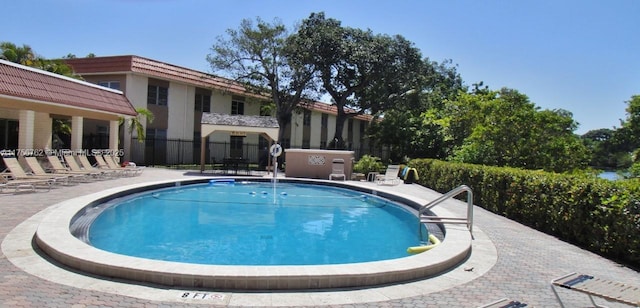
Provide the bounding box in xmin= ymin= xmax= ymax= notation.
xmin=89 ymin=181 xmax=421 ymax=265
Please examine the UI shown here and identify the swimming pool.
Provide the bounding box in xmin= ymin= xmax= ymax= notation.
xmin=87 ymin=181 xmax=421 ymax=265
xmin=36 ymin=177 xmax=472 ymax=290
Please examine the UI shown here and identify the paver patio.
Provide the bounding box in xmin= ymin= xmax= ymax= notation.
xmin=1 ymin=168 xmax=638 ymax=307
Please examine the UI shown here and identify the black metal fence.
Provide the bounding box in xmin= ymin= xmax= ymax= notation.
xmin=122 ymin=137 xmax=390 ymax=167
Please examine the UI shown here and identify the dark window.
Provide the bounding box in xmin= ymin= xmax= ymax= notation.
xmin=231 ymin=96 xmax=245 ymax=115
xmin=0 ymin=119 xmax=19 ymax=149
xmin=231 ymin=101 xmax=244 ymax=115
xmin=98 ymin=81 xmax=120 ymax=90
xmin=147 ymin=85 xmax=168 ymax=106
xmin=145 ymin=128 xmax=167 ymax=140
xmin=303 ymin=110 xmax=311 ymax=126
xmin=195 ymin=93 xmax=211 ymax=112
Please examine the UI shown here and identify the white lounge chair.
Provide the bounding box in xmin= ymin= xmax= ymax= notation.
xmin=551 ymin=272 xmax=640 ymax=307
xmin=0 ymin=174 xmax=49 ymax=192
xmin=1 ymin=155 xmax=68 ymax=186
xmin=376 ymin=165 xmax=401 ymax=185
xmin=24 ymin=156 xmax=89 ymax=183
xmin=328 ymin=158 xmax=346 ymax=181
xmin=76 ymin=154 xmax=119 ymax=178
xmin=96 ymin=155 xmax=142 ymax=177
xmin=62 ymin=154 xmax=105 ymax=180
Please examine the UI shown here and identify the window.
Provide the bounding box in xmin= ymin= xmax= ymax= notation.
xmin=195 ymin=93 xmax=211 ymax=112
xmin=147 ymin=85 xmax=168 ymax=106
xmin=303 ymin=110 xmax=311 ymax=126
xmin=96 ymin=125 xmax=108 ymax=136
xmin=98 ymin=81 xmax=120 ymax=90
xmin=145 ymin=128 xmax=167 ymax=140
xmin=320 ymin=113 xmax=328 ymax=149
xmin=231 ymin=96 xmax=245 ymax=115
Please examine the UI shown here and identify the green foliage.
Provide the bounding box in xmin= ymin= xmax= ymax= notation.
xmin=1 ymin=41 xmax=78 ymax=78
xmin=629 ymin=162 xmax=640 ymax=178
xmin=119 ymin=108 xmax=154 ymax=143
xmin=353 ymin=155 xmax=384 ymax=174
xmin=207 ymin=17 xmax=318 ymax=143
xmin=446 ymin=88 xmax=589 ymax=172
xmin=411 ymin=158 xmax=640 ymax=268
xmin=295 ymin=12 xmax=425 ymax=148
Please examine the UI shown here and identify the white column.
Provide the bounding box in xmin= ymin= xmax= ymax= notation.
xmin=70 ymin=116 xmax=84 ymax=151
xmin=122 ymin=119 xmax=132 ymax=161
xmin=18 ymin=110 xmax=35 ymax=149
xmin=109 ymin=120 xmax=119 ymax=151
xmin=33 ymin=112 xmax=52 ymax=149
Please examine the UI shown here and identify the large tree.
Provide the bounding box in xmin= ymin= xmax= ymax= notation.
xmin=449 ymin=88 xmax=589 ymax=172
xmin=294 ymin=12 xmax=424 ymax=149
xmin=0 ymin=42 xmax=36 ymax=65
xmin=368 ymin=58 xmax=464 ymax=161
xmin=207 ymin=17 xmax=319 ymax=143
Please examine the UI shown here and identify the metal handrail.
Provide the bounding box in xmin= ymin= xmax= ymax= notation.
xmin=419 ymin=185 xmax=473 ymax=235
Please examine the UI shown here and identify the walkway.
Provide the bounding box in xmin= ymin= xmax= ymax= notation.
xmin=1 ymin=168 xmax=638 ymax=307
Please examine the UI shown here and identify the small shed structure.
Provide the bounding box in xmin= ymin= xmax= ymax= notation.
xmin=199 ymin=113 xmax=279 ymax=172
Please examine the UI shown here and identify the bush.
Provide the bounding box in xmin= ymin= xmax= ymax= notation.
xmin=410 ymin=158 xmax=640 ymax=268
xmin=353 ymin=155 xmax=384 ymax=174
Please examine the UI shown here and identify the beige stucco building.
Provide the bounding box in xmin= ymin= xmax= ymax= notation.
xmin=63 ymin=55 xmax=372 ymax=165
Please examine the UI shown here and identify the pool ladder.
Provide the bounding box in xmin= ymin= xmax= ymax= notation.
xmin=419 ymin=185 xmax=474 ymax=237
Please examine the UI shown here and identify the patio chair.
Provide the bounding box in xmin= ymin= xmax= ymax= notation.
xmin=76 ymin=154 xmax=119 ymax=178
xmin=1 ymin=155 xmax=68 ymax=186
xmin=477 ymin=298 xmax=527 ymax=308
xmin=24 ymin=156 xmax=90 ymax=183
xmin=0 ymin=174 xmax=50 ymax=192
xmin=328 ymin=158 xmax=346 ymax=181
xmin=95 ymin=155 xmax=141 ymax=177
xmin=62 ymin=154 xmax=105 ymax=180
xmin=104 ymin=154 xmax=144 ymax=176
xmin=376 ymin=164 xmax=401 ymax=186
xmin=551 ymin=272 xmax=640 ymax=307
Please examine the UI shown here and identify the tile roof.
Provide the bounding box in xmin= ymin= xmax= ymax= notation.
xmin=65 ymin=55 xmax=251 ymax=97
xmin=0 ymin=59 xmax=136 ymax=116
xmin=201 ymin=113 xmax=279 ymax=128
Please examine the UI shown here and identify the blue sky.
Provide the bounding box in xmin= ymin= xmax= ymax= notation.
xmin=2 ymin=0 xmax=638 ymax=134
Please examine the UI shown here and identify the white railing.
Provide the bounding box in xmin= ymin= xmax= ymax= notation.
xmin=419 ymin=185 xmax=474 ymax=236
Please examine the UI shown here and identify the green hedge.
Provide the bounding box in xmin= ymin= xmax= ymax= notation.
xmin=410 ymin=158 xmax=640 ymax=268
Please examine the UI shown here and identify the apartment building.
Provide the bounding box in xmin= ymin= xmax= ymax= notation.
xmin=64 ymin=55 xmax=372 ymax=166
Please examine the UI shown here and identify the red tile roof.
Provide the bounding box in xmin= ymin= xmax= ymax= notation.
xmin=306 ymin=101 xmax=372 ymax=121
xmin=65 ymin=55 xmax=251 ymax=97
xmin=0 ymin=59 xmax=136 ymax=116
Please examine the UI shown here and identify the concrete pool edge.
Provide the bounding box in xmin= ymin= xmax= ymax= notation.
xmin=34 ymin=177 xmax=474 ymax=291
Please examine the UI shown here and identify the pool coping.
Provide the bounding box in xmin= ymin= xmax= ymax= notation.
xmin=34 ymin=177 xmax=474 ymax=291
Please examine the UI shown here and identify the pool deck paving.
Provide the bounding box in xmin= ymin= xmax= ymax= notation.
xmin=1 ymin=167 xmax=638 ymax=307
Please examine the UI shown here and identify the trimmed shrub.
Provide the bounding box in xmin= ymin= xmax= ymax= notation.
xmin=410 ymin=158 xmax=640 ymax=268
